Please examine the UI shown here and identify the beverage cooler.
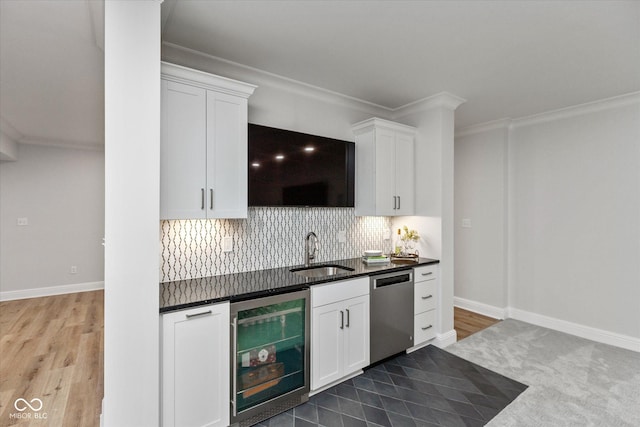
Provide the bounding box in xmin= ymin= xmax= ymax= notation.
xmin=230 ymin=289 xmax=310 ymax=426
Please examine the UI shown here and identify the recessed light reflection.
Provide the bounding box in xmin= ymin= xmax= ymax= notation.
xmin=251 ymin=162 xmax=260 ymax=167
xmin=275 ymin=154 xmax=285 ymax=160
xmin=304 ymin=146 xmax=315 ymax=152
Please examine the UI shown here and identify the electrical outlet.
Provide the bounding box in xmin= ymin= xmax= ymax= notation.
xmin=337 ymin=230 xmax=346 ymax=243
xmin=461 ymin=218 xmax=472 ymax=228
xmin=383 ymin=228 xmax=390 ymax=240
xmin=70 ymin=266 xmax=78 ymax=274
xmin=223 ymin=236 xmax=233 ymax=252
xmin=17 ymin=217 xmax=28 ymax=226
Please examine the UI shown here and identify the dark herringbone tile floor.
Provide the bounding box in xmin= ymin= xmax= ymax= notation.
xmin=256 ymin=345 xmax=527 ymax=427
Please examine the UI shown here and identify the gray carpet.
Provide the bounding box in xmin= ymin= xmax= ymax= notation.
xmin=446 ymin=319 xmax=640 ymax=426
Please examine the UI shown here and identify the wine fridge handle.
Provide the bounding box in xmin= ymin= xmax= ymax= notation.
xmin=231 ymin=315 xmax=238 ymax=416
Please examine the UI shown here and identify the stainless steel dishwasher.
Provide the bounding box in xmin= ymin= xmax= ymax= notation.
xmin=370 ymin=269 xmax=414 ymax=364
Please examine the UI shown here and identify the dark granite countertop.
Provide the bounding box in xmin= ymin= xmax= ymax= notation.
xmin=159 ymin=257 xmax=439 ymax=313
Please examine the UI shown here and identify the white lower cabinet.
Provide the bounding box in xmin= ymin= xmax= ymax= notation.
xmin=413 ymin=264 xmax=439 ymax=345
xmin=162 ymin=302 xmax=230 ymax=427
xmin=311 ymin=277 xmax=370 ymax=391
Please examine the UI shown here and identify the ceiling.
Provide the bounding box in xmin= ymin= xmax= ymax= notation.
xmin=1 ymin=1 xmax=639 ymax=149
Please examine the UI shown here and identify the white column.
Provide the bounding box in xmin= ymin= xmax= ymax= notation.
xmin=104 ymin=1 xmax=161 ymax=426
xmin=392 ymin=93 xmax=465 ymax=344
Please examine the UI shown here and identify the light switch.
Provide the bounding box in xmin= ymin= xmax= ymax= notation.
xmin=461 ymin=218 xmax=471 ymax=228
xmin=223 ymin=236 xmax=233 ymax=252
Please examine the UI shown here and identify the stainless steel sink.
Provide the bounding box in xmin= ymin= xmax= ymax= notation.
xmin=290 ymin=264 xmax=354 ymax=278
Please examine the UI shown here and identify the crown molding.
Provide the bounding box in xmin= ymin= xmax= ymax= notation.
xmin=455 ymin=118 xmax=513 ymax=138
xmin=20 ymin=136 xmax=104 ymax=152
xmin=392 ymin=92 xmax=467 ymax=119
xmin=351 ymin=117 xmax=417 ymax=135
xmin=161 ymin=61 xmax=257 ymax=98
xmin=512 ymin=91 xmax=640 ymax=129
xmin=0 ymin=116 xmax=23 ymax=141
xmin=453 ymin=91 xmax=640 ymax=137
xmin=1 ymin=115 xmax=103 ymax=151
xmin=161 ymin=42 xmax=393 ymax=118
xmin=161 ymin=0 xmax=178 ymax=40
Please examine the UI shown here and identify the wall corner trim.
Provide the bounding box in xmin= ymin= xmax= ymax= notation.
xmin=0 ymin=281 xmax=105 ymax=302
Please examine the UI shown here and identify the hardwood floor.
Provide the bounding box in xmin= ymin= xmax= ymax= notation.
xmin=454 ymin=306 xmax=501 ymax=340
xmin=0 ymin=291 xmax=103 ymax=427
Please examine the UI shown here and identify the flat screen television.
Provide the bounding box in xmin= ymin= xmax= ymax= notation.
xmin=248 ymin=124 xmax=355 ymax=207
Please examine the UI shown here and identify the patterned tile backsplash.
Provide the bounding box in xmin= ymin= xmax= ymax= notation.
xmin=160 ymin=207 xmax=392 ymax=282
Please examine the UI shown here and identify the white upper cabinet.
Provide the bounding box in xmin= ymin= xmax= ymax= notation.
xmin=352 ymin=118 xmax=416 ymax=216
xmin=160 ymin=62 xmax=256 ymax=220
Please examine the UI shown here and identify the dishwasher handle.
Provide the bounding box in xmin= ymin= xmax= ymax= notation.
xmin=371 ymin=271 xmax=413 ymax=289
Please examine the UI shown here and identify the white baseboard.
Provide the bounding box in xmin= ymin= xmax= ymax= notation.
xmin=508 ymin=307 xmax=640 ymax=353
xmin=0 ymin=281 xmax=104 ymax=301
xmin=434 ymin=329 xmax=458 ymax=348
xmin=454 ymin=296 xmax=506 ymax=319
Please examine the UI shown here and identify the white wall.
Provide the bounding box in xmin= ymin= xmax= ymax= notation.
xmin=103 ymin=1 xmax=160 ymax=425
xmin=454 ymin=93 xmax=640 ymax=347
xmin=454 ymin=125 xmax=508 ymax=312
xmin=0 ymin=143 xmax=104 ymax=299
xmin=510 ymin=98 xmax=640 ymax=339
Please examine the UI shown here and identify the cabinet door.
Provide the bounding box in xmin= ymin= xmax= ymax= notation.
xmin=311 ymin=301 xmax=343 ymax=391
xmin=162 ymin=303 xmax=230 ymax=427
xmin=206 ymin=91 xmax=248 ymax=218
xmin=375 ymin=128 xmax=397 ymax=216
xmin=161 ymin=80 xmax=207 ymax=220
xmin=394 ymin=132 xmax=415 ymax=215
xmin=343 ymin=295 xmax=370 ymax=375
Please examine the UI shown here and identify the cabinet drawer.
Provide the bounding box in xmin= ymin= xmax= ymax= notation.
xmin=414 ymin=281 xmax=437 ymax=314
xmin=414 ymin=264 xmax=438 ymax=283
xmin=414 ymin=310 xmax=437 ymax=344
xmin=312 ymin=277 xmax=369 ymax=308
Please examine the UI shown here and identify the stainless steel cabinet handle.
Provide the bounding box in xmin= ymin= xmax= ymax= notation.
xmin=201 ymin=188 xmax=205 ymax=210
xmin=346 ymin=309 xmax=350 ymax=327
xmin=422 ymin=272 xmax=433 ymax=276
xmin=397 ymin=196 xmax=401 ymax=210
xmin=340 ymin=310 xmax=344 ymax=329
xmin=393 ymin=196 xmax=397 ymax=210
xmin=185 ymin=310 xmax=212 ymax=319
xmin=421 ymin=325 xmax=433 ymax=331
xmin=421 ymin=295 xmax=433 ymax=300
xmin=210 ymin=188 xmax=213 ymax=210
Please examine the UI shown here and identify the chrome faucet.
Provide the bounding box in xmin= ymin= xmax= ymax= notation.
xmin=305 ymin=232 xmax=318 ymax=266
